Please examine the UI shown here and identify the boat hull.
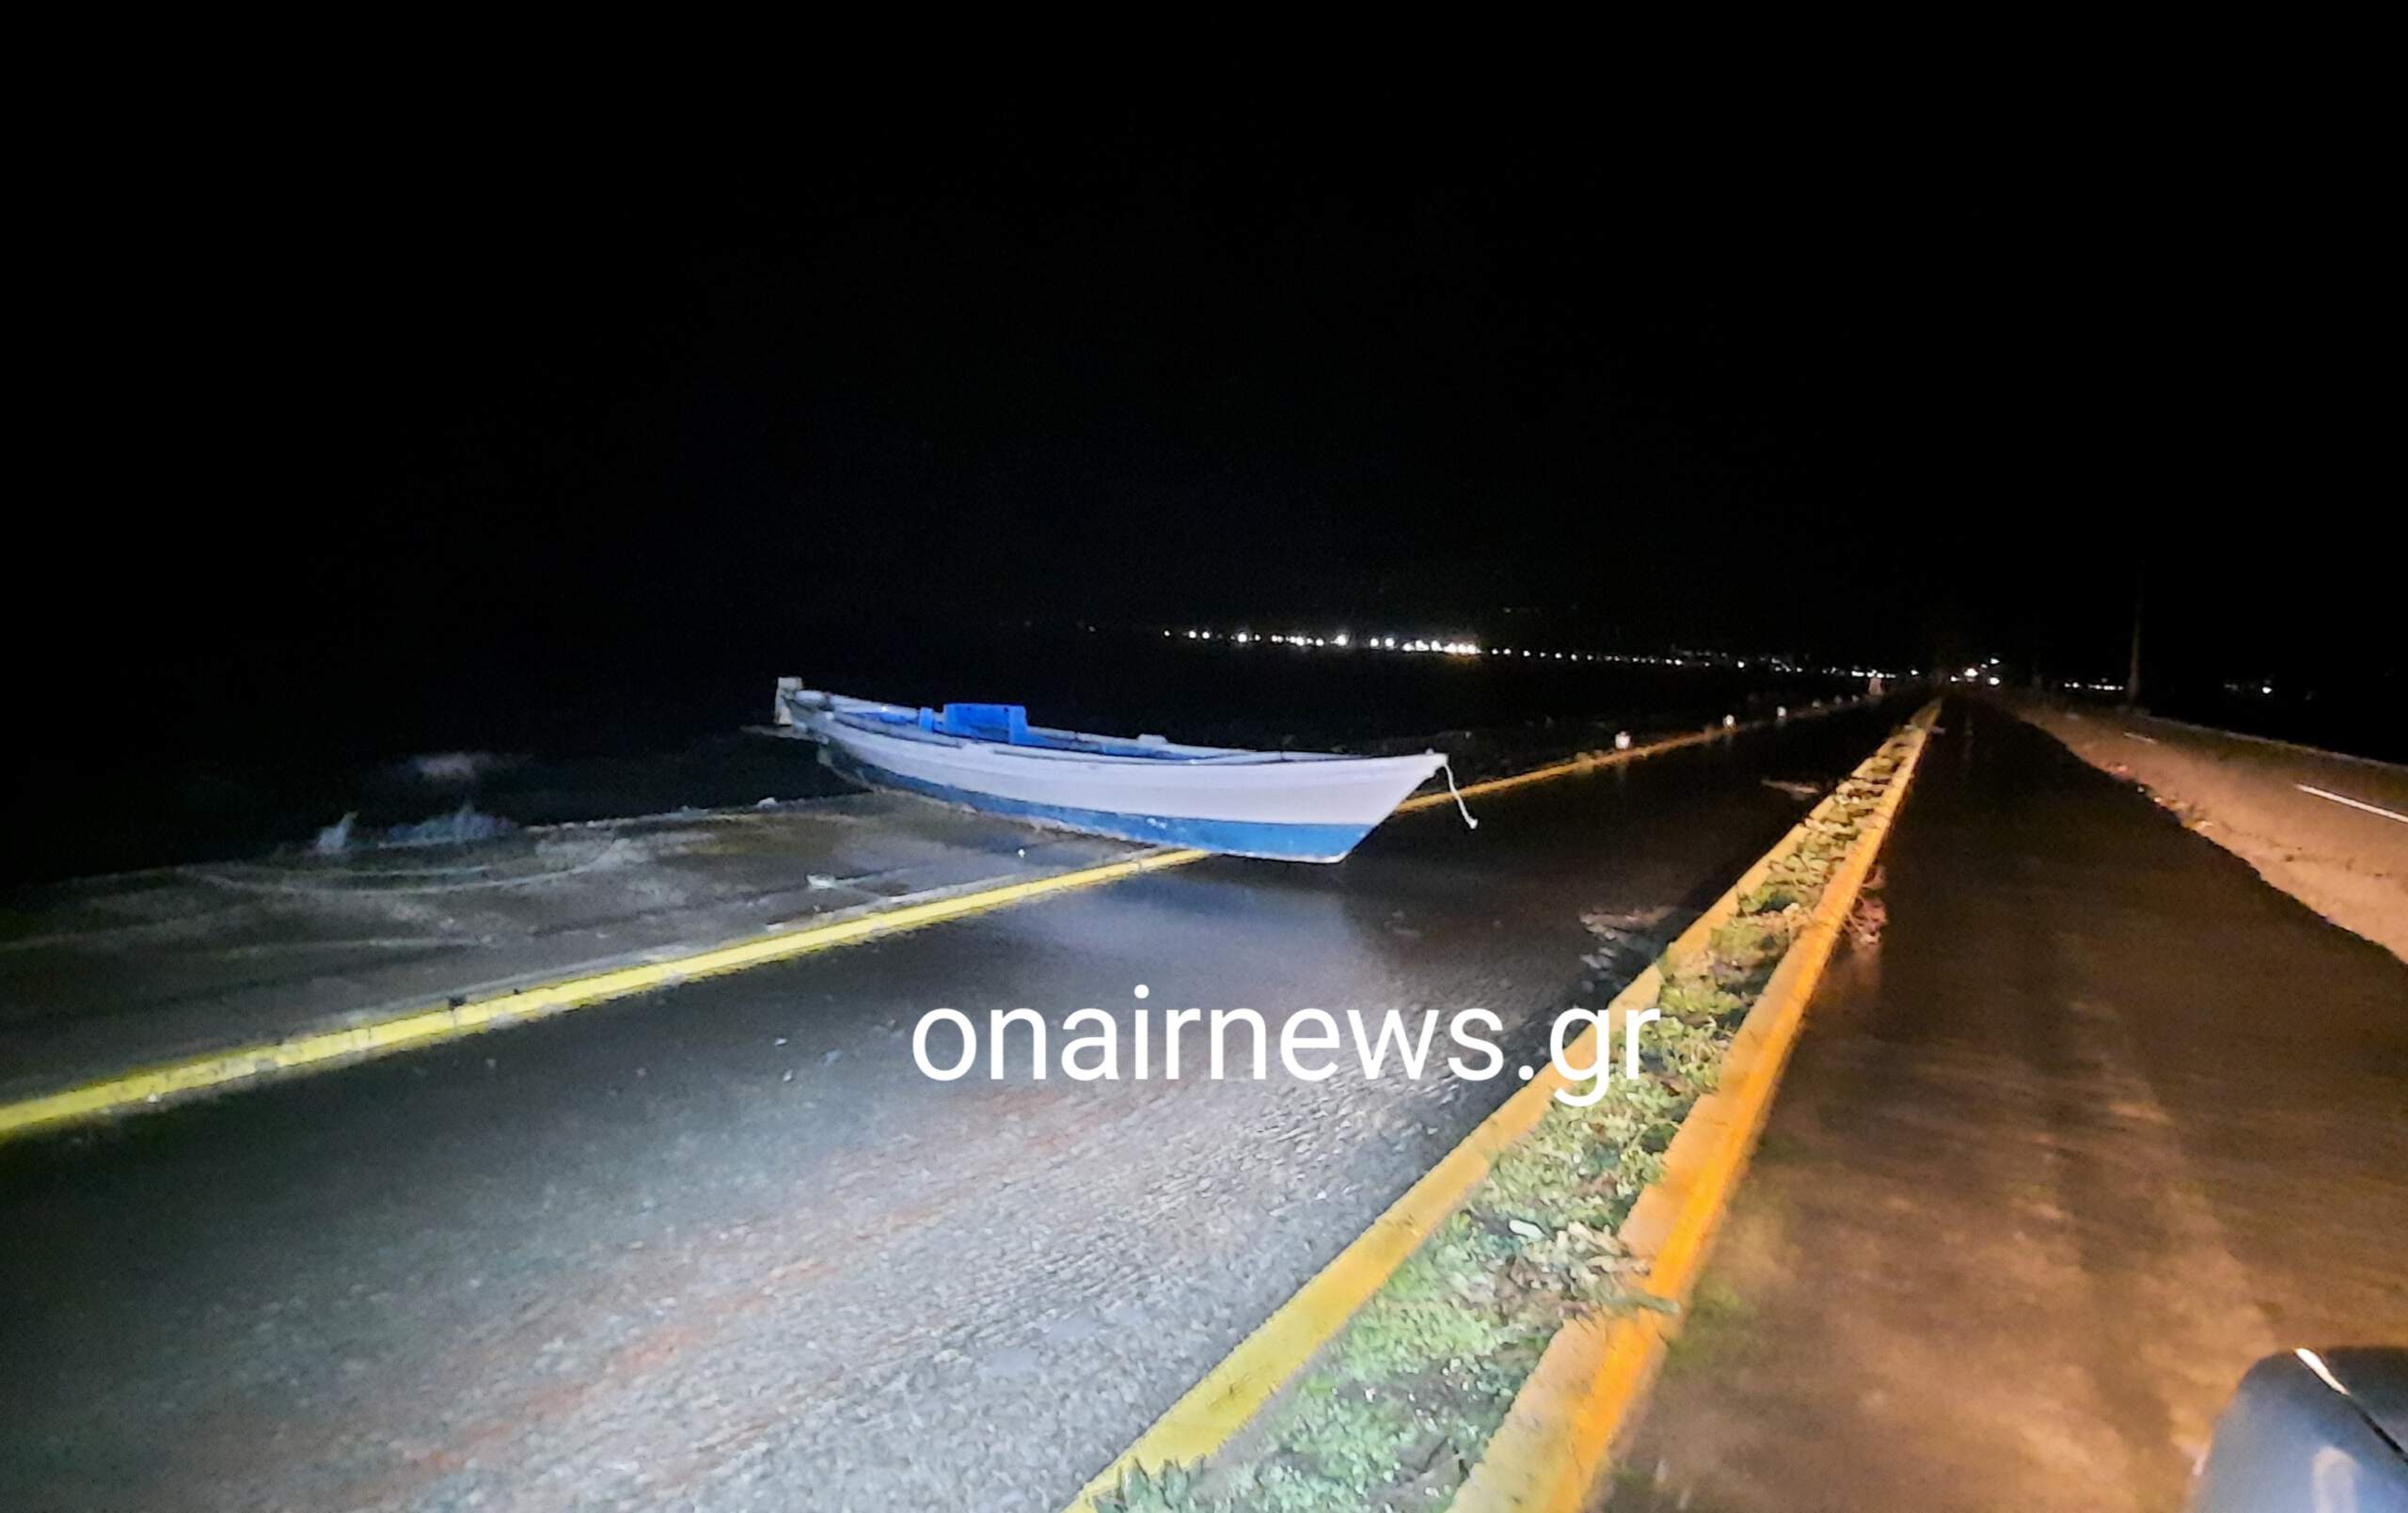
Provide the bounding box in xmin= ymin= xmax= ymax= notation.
xmin=779 ymin=690 xmax=1447 ymax=863
xmin=819 ymin=745 xmax=1384 ymax=861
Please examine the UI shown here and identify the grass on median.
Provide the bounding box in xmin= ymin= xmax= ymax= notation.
xmin=1097 ymin=748 xmax=1904 ymax=1513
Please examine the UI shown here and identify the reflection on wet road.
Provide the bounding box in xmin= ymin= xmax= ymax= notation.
xmin=1608 ymin=702 xmax=2408 ymax=1513
xmin=1 ymin=706 xmax=1903 ymax=1512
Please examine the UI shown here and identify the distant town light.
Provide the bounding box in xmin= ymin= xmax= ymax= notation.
xmin=1167 ymin=624 xmax=1901 ymax=689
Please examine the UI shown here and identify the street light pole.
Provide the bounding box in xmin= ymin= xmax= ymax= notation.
xmin=2124 ymin=564 xmax=2145 ymax=708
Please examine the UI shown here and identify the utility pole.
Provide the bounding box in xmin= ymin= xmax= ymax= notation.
xmin=2124 ymin=564 xmax=2145 ymax=708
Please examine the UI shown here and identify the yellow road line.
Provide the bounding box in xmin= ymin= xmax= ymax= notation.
xmin=1395 ymin=697 xmax=1865 ymax=814
xmin=1397 ymin=727 xmax=1720 ymax=812
xmin=0 ymin=848 xmax=1205 ymax=1143
xmin=3 ymin=705 xmax=1855 ymax=1143
xmin=1058 ymin=704 xmax=1926 ymax=1513
xmin=1451 ymin=703 xmax=1937 ymax=1512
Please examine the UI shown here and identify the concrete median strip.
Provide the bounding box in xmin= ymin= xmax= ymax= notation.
xmin=0 ymin=702 xmax=1874 ymax=1144
xmin=1064 ymin=702 xmax=1935 ymax=1513
xmin=1453 ymin=705 xmax=1932 ymax=1511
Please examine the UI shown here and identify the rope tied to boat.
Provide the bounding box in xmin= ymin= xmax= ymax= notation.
xmin=1440 ymin=757 xmax=1479 ymax=829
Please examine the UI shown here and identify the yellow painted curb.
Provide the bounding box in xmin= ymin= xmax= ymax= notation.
xmin=1450 ymin=702 xmax=1937 ymax=1513
xmin=1058 ymin=702 xmax=1926 ymax=1513
xmin=1057 ymin=973 xmax=1659 ymax=1512
xmin=0 ymin=703 xmax=1877 ymax=1144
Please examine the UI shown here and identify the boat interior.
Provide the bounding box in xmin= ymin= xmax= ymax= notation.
xmin=831 ymin=701 xmax=1355 ymax=764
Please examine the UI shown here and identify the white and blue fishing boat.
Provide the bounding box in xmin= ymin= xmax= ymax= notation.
xmin=770 ymin=680 xmax=1470 ymax=862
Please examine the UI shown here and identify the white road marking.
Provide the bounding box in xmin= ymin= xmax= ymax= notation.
xmin=2122 ymin=731 xmax=2159 ymax=744
xmin=2296 ymin=783 xmax=2408 ymax=826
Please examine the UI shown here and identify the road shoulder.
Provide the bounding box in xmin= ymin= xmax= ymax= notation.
xmin=1999 ymin=693 xmax=2408 ymax=963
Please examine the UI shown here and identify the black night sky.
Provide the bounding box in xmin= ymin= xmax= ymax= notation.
xmin=14 ymin=108 xmax=2397 ymax=875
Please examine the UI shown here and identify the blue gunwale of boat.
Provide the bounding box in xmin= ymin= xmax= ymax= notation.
xmin=824 ymin=750 xmax=1377 ymax=862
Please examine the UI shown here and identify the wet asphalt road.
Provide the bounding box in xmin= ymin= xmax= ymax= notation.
xmin=0 ymin=704 xmax=1903 ymax=1513
xmin=1611 ymin=701 xmax=2408 ymax=1512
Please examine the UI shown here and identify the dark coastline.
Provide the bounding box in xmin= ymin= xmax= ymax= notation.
xmin=8 ymin=627 xmax=1875 ymax=885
